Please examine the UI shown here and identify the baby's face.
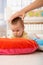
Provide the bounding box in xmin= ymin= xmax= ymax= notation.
xmin=10 ymin=21 xmax=24 ymax=37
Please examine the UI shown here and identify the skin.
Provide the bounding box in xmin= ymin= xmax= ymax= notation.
xmin=10 ymin=21 xmax=24 ymax=37
xmin=8 ymin=0 xmax=43 ymax=22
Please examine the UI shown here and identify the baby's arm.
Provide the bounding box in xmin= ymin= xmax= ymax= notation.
xmin=33 ymin=33 xmax=40 ymax=39
xmin=28 ymin=33 xmax=40 ymax=40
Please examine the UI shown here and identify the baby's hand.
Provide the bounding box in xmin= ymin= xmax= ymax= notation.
xmin=34 ymin=33 xmax=40 ymax=39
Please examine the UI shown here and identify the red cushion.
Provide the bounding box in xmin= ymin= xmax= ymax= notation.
xmin=0 ymin=38 xmax=38 ymax=55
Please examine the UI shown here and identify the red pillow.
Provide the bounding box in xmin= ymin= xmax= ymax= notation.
xmin=0 ymin=38 xmax=38 ymax=55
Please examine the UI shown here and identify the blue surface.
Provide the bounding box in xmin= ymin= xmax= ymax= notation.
xmin=33 ymin=38 xmax=43 ymax=46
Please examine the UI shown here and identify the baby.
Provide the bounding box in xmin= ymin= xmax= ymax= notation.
xmin=9 ymin=17 xmax=43 ymax=51
xmin=10 ymin=17 xmax=30 ymax=39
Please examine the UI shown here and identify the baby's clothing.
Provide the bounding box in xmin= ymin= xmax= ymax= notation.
xmin=11 ymin=32 xmax=30 ymax=39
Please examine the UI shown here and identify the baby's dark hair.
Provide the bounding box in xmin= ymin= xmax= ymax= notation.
xmin=11 ymin=17 xmax=24 ymax=27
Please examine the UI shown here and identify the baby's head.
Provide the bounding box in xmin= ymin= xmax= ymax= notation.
xmin=10 ymin=17 xmax=24 ymax=37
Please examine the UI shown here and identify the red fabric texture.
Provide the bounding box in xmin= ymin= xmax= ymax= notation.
xmin=0 ymin=38 xmax=38 ymax=54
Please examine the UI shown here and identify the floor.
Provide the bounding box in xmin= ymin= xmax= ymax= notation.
xmin=0 ymin=51 xmax=43 ymax=65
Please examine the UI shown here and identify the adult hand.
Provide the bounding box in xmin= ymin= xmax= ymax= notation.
xmin=8 ymin=10 xmax=25 ymax=22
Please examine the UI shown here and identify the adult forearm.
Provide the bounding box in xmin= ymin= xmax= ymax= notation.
xmin=22 ymin=0 xmax=43 ymax=13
